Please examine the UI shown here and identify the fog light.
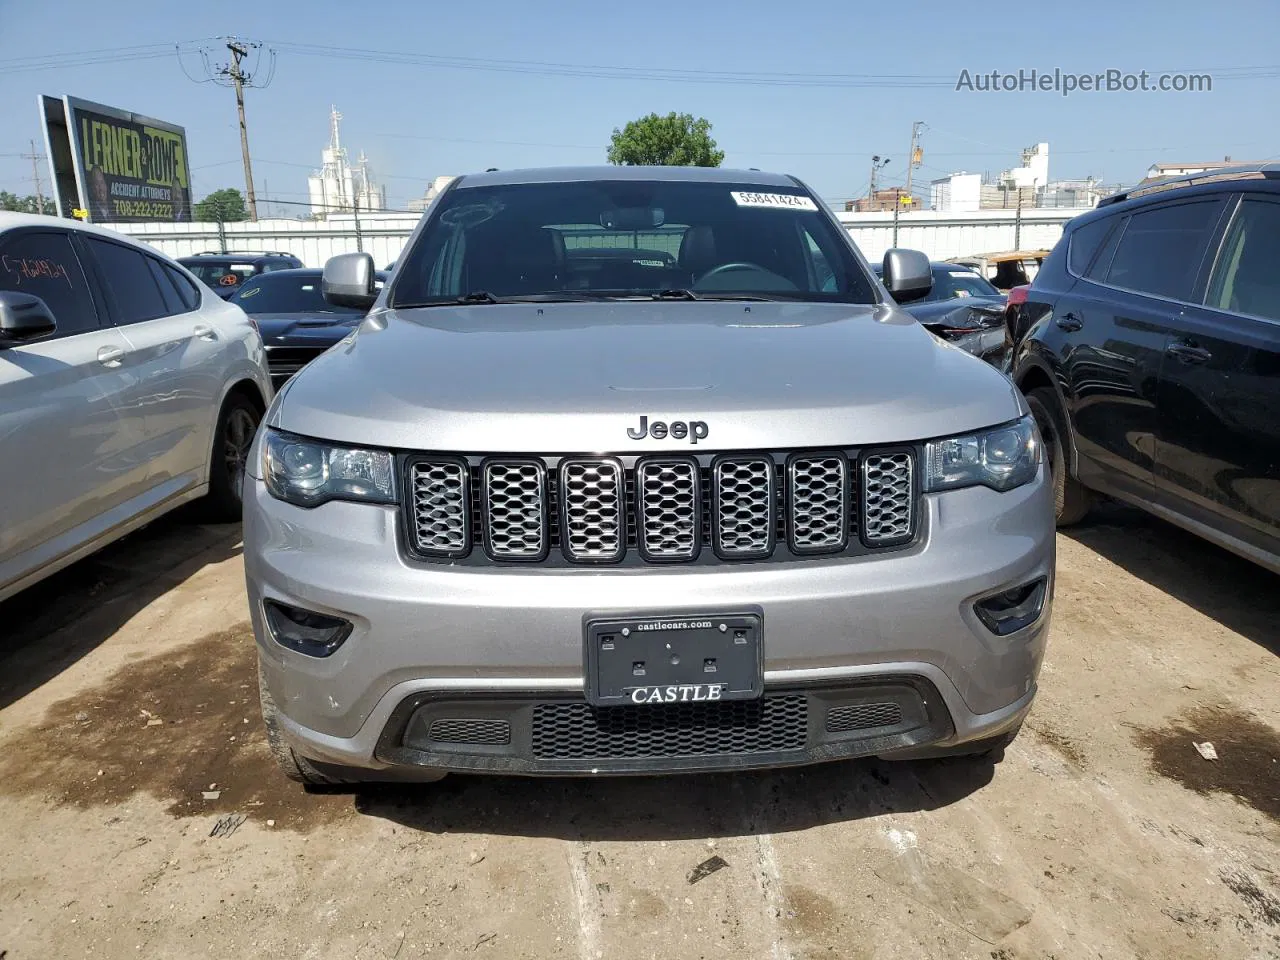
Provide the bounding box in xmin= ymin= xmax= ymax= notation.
xmin=263 ymin=599 xmax=352 ymax=657
xmin=973 ymin=577 xmax=1047 ymax=636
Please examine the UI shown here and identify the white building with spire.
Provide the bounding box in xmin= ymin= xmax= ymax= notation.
xmin=307 ymin=106 xmax=386 ymax=217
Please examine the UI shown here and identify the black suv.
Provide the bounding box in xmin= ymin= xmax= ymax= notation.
xmin=1008 ymin=164 xmax=1280 ymax=573
xmin=178 ymin=251 xmax=304 ymax=300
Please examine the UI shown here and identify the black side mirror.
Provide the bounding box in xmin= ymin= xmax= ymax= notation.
xmin=881 ymin=249 xmax=933 ymax=304
xmin=322 ymin=253 xmax=377 ymax=310
xmin=0 ymin=290 xmax=57 ymax=347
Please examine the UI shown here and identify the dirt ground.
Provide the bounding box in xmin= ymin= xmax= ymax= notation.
xmin=1 ymin=503 xmax=1277 ymax=960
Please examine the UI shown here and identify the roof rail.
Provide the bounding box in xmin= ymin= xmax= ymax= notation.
xmin=189 ymin=250 xmax=297 ymax=258
xmin=1098 ymin=163 xmax=1278 ymax=207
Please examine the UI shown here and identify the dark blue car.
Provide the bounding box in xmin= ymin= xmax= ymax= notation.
xmin=872 ymin=261 xmax=1009 ymax=366
xmin=231 ymin=268 xmax=387 ymax=388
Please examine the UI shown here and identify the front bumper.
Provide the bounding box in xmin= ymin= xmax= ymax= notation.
xmin=245 ymin=466 xmax=1054 ymax=777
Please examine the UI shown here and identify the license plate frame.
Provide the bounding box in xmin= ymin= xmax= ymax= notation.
xmin=584 ymin=612 xmax=763 ymax=707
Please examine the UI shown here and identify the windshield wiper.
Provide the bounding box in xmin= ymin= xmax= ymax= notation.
xmin=652 ymin=289 xmax=772 ymax=302
xmin=456 ymin=290 xmax=500 ymax=304
xmin=397 ymin=291 xmax=621 ymax=308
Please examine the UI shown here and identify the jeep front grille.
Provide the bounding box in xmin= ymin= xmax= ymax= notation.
xmin=861 ymin=453 xmax=915 ymax=546
xmin=409 ymin=459 xmax=469 ymax=557
xmin=636 ymin=458 xmax=700 ymax=560
xmin=788 ymin=454 xmax=849 ymax=554
xmin=482 ymin=460 xmax=547 ymax=560
xmin=404 ymin=448 xmax=918 ymax=565
xmin=713 ymin=457 xmax=775 ymax=559
xmin=560 ymin=458 xmax=625 ymax=562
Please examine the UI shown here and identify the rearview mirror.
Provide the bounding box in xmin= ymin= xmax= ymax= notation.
xmin=881 ymin=249 xmax=932 ymax=304
xmin=323 ymin=252 xmax=377 ymax=310
xmin=600 ymin=207 xmax=665 ymax=230
xmin=0 ymin=290 xmax=57 ymax=347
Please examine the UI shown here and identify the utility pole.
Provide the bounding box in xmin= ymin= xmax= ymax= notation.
xmin=869 ymin=155 xmax=890 ymax=209
xmin=904 ymin=121 xmax=925 ymax=204
xmin=224 ymin=40 xmax=258 ymax=220
xmin=197 ymin=38 xmax=276 ymax=221
xmin=22 ymin=140 xmax=46 ymax=214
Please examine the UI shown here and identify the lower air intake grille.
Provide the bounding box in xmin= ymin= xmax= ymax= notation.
xmin=428 ymin=718 xmax=512 ymax=745
xmin=825 ymin=702 xmax=903 ymax=733
xmin=531 ymin=696 xmax=808 ymax=760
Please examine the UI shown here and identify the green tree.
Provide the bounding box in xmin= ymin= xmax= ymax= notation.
xmin=607 ymin=113 xmax=725 ymax=167
xmin=0 ymin=191 xmax=57 ymax=214
xmin=194 ymin=188 xmax=249 ymax=222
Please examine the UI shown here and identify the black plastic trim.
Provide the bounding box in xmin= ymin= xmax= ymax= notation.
xmin=372 ymin=675 xmax=953 ymax=776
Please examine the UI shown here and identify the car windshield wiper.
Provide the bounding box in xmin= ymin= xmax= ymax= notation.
xmin=652 ymin=289 xmax=773 ymax=302
xmin=396 ymin=291 xmax=625 ymax=308
xmin=456 ymin=290 xmax=500 ymax=304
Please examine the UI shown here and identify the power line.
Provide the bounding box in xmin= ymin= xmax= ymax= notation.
xmin=187 ymin=38 xmax=278 ymax=221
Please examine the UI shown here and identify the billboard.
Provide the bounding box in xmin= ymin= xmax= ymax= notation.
xmin=39 ymin=95 xmax=192 ymax=223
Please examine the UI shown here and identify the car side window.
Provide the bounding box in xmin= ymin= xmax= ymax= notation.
xmin=162 ymin=262 xmax=201 ymax=310
xmin=0 ymin=231 xmax=101 ymax=338
xmin=1205 ymin=199 xmax=1280 ymax=321
xmin=1103 ymin=200 xmax=1221 ymax=301
xmin=146 ymin=257 xmax=186 ymax=315
xmin=1084 ymin=217 xmax=1126 ymax=281
xmin=84 ymin=238 xmax=171 ymax=325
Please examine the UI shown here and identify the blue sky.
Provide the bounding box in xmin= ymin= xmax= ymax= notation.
xmin=1 ymin=0 xmax=1277 ymax=211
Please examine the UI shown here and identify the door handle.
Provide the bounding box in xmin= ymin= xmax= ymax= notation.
xmin=97 ymin=345 xmax=125 ymax=367
xmin=1055 ymin=311 xmax=1083 ymax=332
xmin=1166 ymin=339 xmax=1212 ymax=365
xmin=193 ymin=324 xmax=218 ymax=341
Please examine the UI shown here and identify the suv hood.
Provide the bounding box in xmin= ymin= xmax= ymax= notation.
xmin=271 ymin=301 xmax=1027 ymax=452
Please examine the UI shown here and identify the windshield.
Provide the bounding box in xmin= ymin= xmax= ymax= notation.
xmin=923 ymin=267 xmax=1002 ymax=301
xmin=232 ymin=274 xmax=366 ymax=315
xmin=391 ymin=179 xmax=876 ymax=307
xmin=185 ymin=261 xmax=257 ymax=290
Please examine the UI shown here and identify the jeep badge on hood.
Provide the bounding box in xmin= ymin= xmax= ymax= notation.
xmin=627 ymin=416 xmax=709 ymax=444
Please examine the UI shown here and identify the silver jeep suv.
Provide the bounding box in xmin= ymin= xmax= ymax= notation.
xmin=243 ymin=167 xmax=1054 ymax=785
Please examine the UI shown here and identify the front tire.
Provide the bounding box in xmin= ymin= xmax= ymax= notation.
xmin=202 ymin=392 xmax=261 ymax=523
xmin=1025 ymin=386 xmax=1091 ymax=526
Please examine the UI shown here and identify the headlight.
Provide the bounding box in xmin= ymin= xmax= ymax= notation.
xmin=924 ymin=415 xmax=1041 ymax=493
xmin=263 ymin=429 xmax=396 ymax=507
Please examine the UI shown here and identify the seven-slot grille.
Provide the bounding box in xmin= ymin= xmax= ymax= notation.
xmin=406 ymin=451 xmax=916 ymax=564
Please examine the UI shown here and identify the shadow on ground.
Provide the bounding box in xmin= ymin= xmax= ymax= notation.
xmin=353 ymin=752 xmax=997 ymax=842
xmin=0 ymin=506 xmax=243 ymax=712
xmin=1063 ymin=502 xmax=1280 ymax=657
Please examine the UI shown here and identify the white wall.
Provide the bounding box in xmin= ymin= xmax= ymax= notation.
xmin=112 ymin=207 xmax=1078 ymax=269
xmin=113 ymin=213 xmax=421 ymax=269
xmin=835 ymin=207 xmax=1074 ymax=263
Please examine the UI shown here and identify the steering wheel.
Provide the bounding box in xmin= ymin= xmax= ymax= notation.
xmin=697 ymin=262 xmax=766 ymax=283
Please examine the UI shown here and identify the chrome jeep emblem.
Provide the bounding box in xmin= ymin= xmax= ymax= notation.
xmin=627 ymin=415 xmax=709 ymax=444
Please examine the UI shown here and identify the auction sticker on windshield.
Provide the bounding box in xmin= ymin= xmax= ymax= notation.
xmin=731 ymin=191 xmax=819 ymax=211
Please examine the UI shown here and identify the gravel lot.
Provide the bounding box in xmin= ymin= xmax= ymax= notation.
xmin=1 ymin=504 xmax=1277 ymax=960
